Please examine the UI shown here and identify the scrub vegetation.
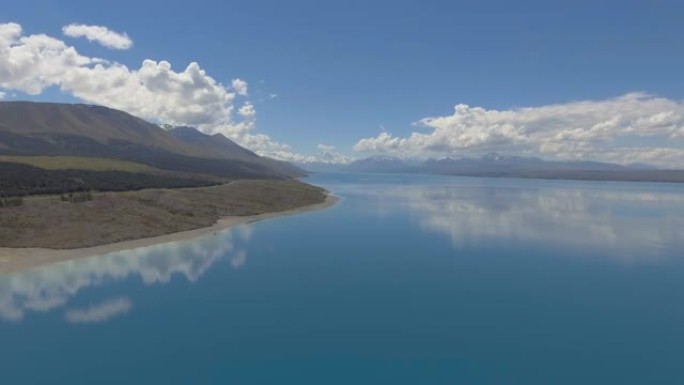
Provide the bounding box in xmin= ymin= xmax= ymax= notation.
xmin=0 ymin=180 xmax=327 ymax=249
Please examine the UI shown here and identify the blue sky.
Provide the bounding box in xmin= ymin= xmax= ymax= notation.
xmin=1 ymin=0 xmax=684 ymax=166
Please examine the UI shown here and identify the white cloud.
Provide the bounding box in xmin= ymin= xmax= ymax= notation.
xmin=0 ymin=22 xmax=21 ymax=44
xmin=0 ymin=22 xmax=310 ymax=158
xmin=0 ymin=91 xmax=5 ymax=100
xmin=243 ymin=135 xmax=295 ymax=156
xmin=317 ymin=144 xmax=336 ymax=152
xmin=62 ymin=23 xmax=132 ymax=50
xmin=64 ymin=297 xmax=132 ymax=324
xmin=260 ymin=150 xmax=318 ymax=163
xmin=237 ymin=102 xmax=255 ymax=119
xmin=261 ymin=143 xmax=353 ymax=165
xmin=231 ymin=78 xmax=248 ymax=96
xmin=354 ymin=93 xmax=684 ymax=167
xmin=0 ymin=23 xmax=231 ymax=125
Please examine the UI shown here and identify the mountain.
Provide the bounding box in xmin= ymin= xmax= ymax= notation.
xmin=163 ymin=125 xmax=258 ymax=161
xmin=0 ymin=101 xmax=304 ymax=178
xmin=164 ymin=125 xmax=304 ymax=177
xmin=423 ymin=153 xmax=630 ymax=173
xmin=0 ymin=102 xmax=193 ymax=155
xmin=295 ymin=151 xmax=352 ymax=173
xmin=343 ymin=153 xmax=684 ymax=183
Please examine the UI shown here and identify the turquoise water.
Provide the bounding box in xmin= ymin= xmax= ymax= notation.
xmin=2 ymin=173 xmax=684 ymax=384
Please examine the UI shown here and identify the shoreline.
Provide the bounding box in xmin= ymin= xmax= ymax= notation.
xmin=0 ymin=194 xmax=338 ymax=275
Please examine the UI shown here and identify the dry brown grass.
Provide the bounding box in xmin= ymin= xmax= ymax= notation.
xmin=0 ymin=180 xmax=326 ymax=249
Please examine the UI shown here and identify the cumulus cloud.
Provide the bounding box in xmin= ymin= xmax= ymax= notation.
xmin=354 ymin=93 xmax=684 ymax=167
xmin=62 ymin=23 xmax=132 ymax=50
xmin=262 ymin=144 xmax=353 ymax=164
xmin=237 ymin=102 xmax=255 ymax=119
xmin=200 ymin=100 xmax=298 ymax=158
xmin=231 ymin=78 xmax=248 ymax=96
xmin=64 ymin=297 xmax=132 ymax=324
xmin=0 ymin=22 xmax=230 ymax=124
xmin=0 ymin=22 xmax=305 ymax=157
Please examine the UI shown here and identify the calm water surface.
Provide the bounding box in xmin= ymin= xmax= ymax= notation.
xmin=2 ymin=173 xmax=684 ymax=384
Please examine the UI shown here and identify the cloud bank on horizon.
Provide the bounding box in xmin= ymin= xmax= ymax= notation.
xmin=0 ymin=22 xmax=301 ymax=159
xmin=355 ymin=93 xmax=684 ymax=167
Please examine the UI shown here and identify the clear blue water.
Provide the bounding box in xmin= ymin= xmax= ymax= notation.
xmin=2 ymin=173 xmax=684 ymax=384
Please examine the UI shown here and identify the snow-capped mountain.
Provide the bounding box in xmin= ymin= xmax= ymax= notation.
xmin=341 ymin=152 xmax=658 ymax=181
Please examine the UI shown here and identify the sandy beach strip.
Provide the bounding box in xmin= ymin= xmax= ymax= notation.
xmin=0 ymin=194 xmax=338 ymax=275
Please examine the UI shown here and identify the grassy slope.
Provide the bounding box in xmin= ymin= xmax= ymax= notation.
xmin=0 ymin=155 xmax=155 ymax=172
xmin=0 ymin=180 xmax=327 ymax=249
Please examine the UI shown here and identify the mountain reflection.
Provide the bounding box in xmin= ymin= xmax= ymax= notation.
xmin=359 ymin=182 xmax=684 ymax=263
xmin=0 ymin=226 xmax=252 ymax=322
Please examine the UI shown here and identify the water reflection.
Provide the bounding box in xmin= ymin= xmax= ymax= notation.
xmin=349 ymin=182 xmax=684 ymax=263
xmin=64 ymin=297 xmax=132 ymax=324
xmin=0 ymin=226 xmax=252 ymax=322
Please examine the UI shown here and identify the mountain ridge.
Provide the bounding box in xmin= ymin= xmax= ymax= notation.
xmin=339 ymin=153 xmax=684 ymax=183
xmin=0 ymin=101 xmax=304 ymax=179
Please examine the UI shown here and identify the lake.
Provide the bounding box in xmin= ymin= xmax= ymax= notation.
xmin=2 ymin=173 xmax=684 ymax=384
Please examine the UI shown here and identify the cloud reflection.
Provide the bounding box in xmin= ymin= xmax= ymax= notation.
xmin=355 ymin=181 xmax=684 ymax=263
xmin=0 ymin=226 xmax=252 ymax=322
xmin=64 ymin=297 xmax=132 ymax=324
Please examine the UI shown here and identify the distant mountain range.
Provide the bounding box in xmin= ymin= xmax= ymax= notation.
xmin=295 ymin=151 xmax=353 ymax=172
xmin=344 ymin=154 xmax=419 ymax=173
xmin=340 ymin=153 xmax=684 ymax=183
xmin=0 ymin=101 xmax=303 ymax=179
xmin=344 ymin=152 xmax=657 ymax=173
